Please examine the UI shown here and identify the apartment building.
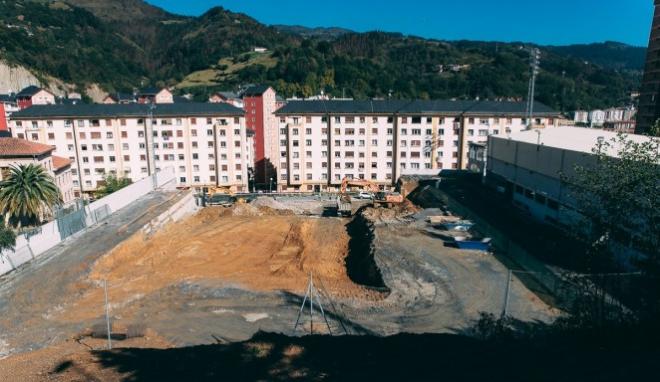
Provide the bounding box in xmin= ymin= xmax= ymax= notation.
xmin=243 ymin=85 xmax=280 ymax=187
xmin=9 ymin=103 xmax=249 ymax=197
xmin=637 ymin=0 xmax=660 ymax=134
xmin=274 ymin=100 xmax=560 ymax=192
xmin=0 ymin=137 xmax=75 ymax=204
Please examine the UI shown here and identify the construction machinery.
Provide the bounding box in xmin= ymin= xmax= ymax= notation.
xmin=336 ymin=178 xmax=404 ymax=216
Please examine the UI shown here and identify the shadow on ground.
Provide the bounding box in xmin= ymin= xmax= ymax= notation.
xmin=53 ymin=325 xmax=660 ymax=381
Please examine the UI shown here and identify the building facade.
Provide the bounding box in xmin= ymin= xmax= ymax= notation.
xmin=10 ymin=103 xmax=249 ymax=197
xmin=243 ymin=86 xmax=279 ymax=186
xmin=637 ymin=0 xmax=660 ymax=134
xmin=0 ymin=137 xmax=75 ymax=204
xmin=274 ymin=100 xmax=560 ymax=192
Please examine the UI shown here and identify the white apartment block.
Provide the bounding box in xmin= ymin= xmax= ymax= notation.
xmin=274 ymin=100 xmax=560 ymax=192
xmin=9 ymin=103 xmax=249 ymax=196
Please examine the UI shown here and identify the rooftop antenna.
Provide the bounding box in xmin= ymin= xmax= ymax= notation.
xmin=525 ymin=48 xmax=541 ymax=130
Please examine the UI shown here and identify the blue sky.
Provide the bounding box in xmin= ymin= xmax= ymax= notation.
xmin=147 ymin=0 xmax=653 ymax=46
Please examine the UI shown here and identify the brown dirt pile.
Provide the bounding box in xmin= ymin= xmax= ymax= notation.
xmin=58 ymin=207 xmax=382 ymax=321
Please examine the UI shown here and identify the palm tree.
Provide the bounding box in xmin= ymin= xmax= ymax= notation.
xmin=0 ymin=164 xmax=61 ymax=227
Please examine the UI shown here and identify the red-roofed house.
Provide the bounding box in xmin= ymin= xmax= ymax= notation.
xmin=0 ymin=138 xmax=75 ymax=203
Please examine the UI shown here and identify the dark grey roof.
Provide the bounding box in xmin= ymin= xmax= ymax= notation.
xmin=242 ymin=85 xmax=272 ymax=97
xmin=107 ymin=92 xmax=135 ymax=102
xmin=214 ymin=91 xmax=240 ymax=99
xmin=10 ymin=103 xmax=244 ymax=120
xmin=277 ymin=100 xmax=410 ymax=115
xmin=0 ymin=94 xmax=16 ymax=104
xmin=138 ymin=87 xmax=165 ymax=96
xmin=173 ymin=96 xmax=192 ymax=103
xmin=276 ymin=99 xmax=560 ymax=117
xmin=16 ymin=86 xmax=43 ymax=98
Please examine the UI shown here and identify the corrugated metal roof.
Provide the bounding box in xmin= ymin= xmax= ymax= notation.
xmin=10 ymin=103 xmax=245 ymax=120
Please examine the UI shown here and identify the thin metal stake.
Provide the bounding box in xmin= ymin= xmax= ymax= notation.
xmin=309 ymin=272 xmax=314 ymax=335
xmin=293 ymin=279 xmax=311 ymax=332
xmin=104 ymin=279 xmax=112 ymax=349
xmin=502 ymin=270 xmax=512 ymax=317
xmin=316 ymin=290 xmax=333 ymax=335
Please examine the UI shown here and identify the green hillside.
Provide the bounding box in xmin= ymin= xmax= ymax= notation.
xmin=0 ymin=0 xmax=643 ymax=111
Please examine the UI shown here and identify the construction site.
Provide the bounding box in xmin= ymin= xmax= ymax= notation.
xmin=0 ymin=180 xmax=558 ymax=380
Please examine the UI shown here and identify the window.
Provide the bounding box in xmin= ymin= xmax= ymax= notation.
xmin=412 ymin=117 xmax=421 ymax=124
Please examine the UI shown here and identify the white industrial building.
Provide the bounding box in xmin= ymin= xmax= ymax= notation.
xmin=486 ymin=126 xmax=654 ymax=227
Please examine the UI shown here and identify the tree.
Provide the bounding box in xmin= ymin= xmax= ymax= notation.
xmin=0 ymin=164 xmax=61 ymax=228
xmin=649 ymin=119 xmax=660 ymax=138
xmin=95 ymin=174 xmax=132 ymax=198
xmin=0 ymin=221 xmax=16 ymax=253
xmin=567 ymin=133 xmax=660 ymax=323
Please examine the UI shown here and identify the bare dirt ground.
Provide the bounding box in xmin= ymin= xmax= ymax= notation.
xmin=0 ymin=194 xmax=557 ymax=379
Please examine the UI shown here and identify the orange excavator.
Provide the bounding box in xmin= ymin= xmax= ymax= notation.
xmin=339 ymin=178 xmax=404 ymax=205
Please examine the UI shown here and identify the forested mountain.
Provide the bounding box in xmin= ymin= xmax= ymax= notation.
xmin=0 ymin=0 xmax=644 ymax=111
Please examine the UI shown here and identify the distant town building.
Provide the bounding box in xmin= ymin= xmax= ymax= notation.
xmin=253 ymin=47 xmax=268 ymax=53
xmin=573 ymin=106 xmax=636 ymax=132
xmin=467 ymin=142 xmax=487 ymax=176
xmin=588 ymin=109 xmax=606 ymax=126
xmin=9 ymin=103 xmax=249 ymax=197
xmin=274 ymin=100 xmax=560 ymax=192
xmin=209 ymin=91 xmax=244 ymax=108
xmin=67 ymin=92 xmax=82 ymax=100
xmin=637 ymin=0 xmax=660 ymax=134
xmin=15 ymin=86 xmax=56 ymax=110
xmin=136 ymin=88 xmax=174 ymax=104
xmin=243 ymin=85 xmax=279 ymax=187
xmin=573 ymin=110 xmax=589 ymax=124
xmin=103 ymin=92 xmax=136 ymax=104
xmin=0 ymin=137 xmax=74 ymax=203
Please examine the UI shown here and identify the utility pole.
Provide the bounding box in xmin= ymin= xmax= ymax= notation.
xmin=525 ymin=48 xmax=541 ymax=129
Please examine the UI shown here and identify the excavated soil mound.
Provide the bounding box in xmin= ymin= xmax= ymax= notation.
xmin=59 ymin=207 xmax=383 ymax=321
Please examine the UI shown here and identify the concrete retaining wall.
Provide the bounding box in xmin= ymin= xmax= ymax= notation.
xmin=0 ymin=168 xmax=176 ymax=277
xmin=141 ymin=191 xmax=199 ymax=237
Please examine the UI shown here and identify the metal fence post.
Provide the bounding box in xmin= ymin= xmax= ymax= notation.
xmin=104 ymin=279 xmax=112 ymax=349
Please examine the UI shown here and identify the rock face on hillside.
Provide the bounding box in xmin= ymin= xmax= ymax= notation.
xmin=0 ymin=61 xmax=42 ymax=94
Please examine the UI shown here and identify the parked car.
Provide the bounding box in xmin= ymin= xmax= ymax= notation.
xmin=357 ymin=191 xmax=373 ymax=200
